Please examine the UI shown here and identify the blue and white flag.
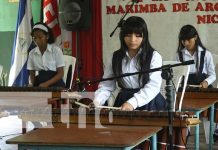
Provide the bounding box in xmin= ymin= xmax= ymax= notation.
xmin=8 ymin=0 xmax=35 ymax=86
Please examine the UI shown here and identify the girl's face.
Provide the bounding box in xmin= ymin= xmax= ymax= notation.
xmin=181 ymin=36 xmax=197 ymax=52
xmin=124 ymin=33 xmax=143 ymax=51
xmin=32 ymin=30 xmax=48 ymax=49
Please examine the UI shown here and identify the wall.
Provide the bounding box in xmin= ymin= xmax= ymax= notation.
xmin=0 ymin=0 xmax=41 ymax=85
xmin=102 ymin=0 xmax=218 ymax=64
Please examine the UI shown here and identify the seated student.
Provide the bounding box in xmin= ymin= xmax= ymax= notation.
xmin=27 ymin=22 xmax=65 ymax=129
xmin=176 ymin=24 xmax=216 ymax=88
xmin=27 ymin=22 xmax=65 ymax=88
xmin=93 ymin=16 xmax=166 ymax=150
xmin=93 ymin=16 xmax=166 ymax=111
xmin=176 ymin=25 xmax=218 ymax=141
xmin=173 ymin=24 xmax=216 ymax=149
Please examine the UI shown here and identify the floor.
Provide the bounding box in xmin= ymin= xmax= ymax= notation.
xmin=0 ymin=115 xmax=218 ymax=150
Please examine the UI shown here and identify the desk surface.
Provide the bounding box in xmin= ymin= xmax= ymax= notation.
xmin=7 ymin=125 xmax=161 ymax=148
xmin=182 ymin=98 xmax=218 ymax=111
xmin=180 ymin=92 xmax=218 ymax=111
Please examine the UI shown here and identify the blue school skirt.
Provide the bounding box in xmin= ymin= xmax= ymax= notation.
xmin=113 ymin=88 xmax=167 ymax=111
xmin=34 ymin=70 xmax=65 ymax=87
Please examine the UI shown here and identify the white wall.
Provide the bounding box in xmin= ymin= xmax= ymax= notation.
xmin=102 ymin=0 xmax=218 ymax=65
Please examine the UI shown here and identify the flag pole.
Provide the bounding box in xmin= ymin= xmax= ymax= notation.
xmin=40 ymin=0 xmax=43 ymax=22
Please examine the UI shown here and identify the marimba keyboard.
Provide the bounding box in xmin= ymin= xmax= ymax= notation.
xmin=20 ymin=108 xmax=200 ymax=127
xmin=0 ymin=86 xmax=65 ymax=92
xmin=0 ymin=86 xmax=66 ymax=99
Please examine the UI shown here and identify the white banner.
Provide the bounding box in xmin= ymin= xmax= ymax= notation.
xmin=102 ymin=0 xmax=218 ymax=63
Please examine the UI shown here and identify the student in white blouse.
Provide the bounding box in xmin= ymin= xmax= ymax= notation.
xmin=176 ymin=24 xmax=216 ymax=88
xmin=27 ymin=22 xmax=65 ymax=129
xmin=94 ymin=16 xmax=166 ymax=111
xmin=27 ymin=22 xmax=65 ymax=88
xmin=174 ymin=24 xmax=217 ymax=148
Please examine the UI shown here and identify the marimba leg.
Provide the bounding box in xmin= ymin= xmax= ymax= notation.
xmin=157 ymin=127 xmax=187 ymax=150
xmin=22 ymin=120 xmax=26 ymax=134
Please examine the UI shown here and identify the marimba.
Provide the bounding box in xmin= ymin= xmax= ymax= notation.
xmin=0 ymin=86 xmax=202 ymax=128
xmin=19 ymin=108 xmax=200 ymax=128
xmin=178 ymin=88 xmax=218 ymax=150
xmin=3 ymin=86 xmax=213 ymax=150
xmin=0 ymin=86 xmax=65 ymax=91
xmin=0 ymin=86 xmax=65 ymax=99
xmin=177 ymin=88 xmax=218 ymax=121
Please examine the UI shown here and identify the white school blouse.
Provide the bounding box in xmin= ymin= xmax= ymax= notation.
xmin=27 ymin=44 xmax=65 ymax=71
xmin=94 ymin=50 xmax=163 ymax=109
xmin=176 ymin=46 xmax=216 ymax=85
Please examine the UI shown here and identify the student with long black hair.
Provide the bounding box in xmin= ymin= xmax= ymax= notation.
xmin=94 ymin=16 xmax=166 ymax=111
xmin=176 ymin=24 xmax=216 ymax=88
xmin=175 ymin=24 xmax=216 ymax=149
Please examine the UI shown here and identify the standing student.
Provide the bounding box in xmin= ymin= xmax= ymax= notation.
xmin=27 ymin=22 xmax=65 ymax=88
xmin=94 ymin=16 xmax=166 ymax=111
xmin=176 ymin=24 xmax=216 ymax=88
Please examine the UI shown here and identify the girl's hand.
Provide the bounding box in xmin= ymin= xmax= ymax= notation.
xmin=121 ymin=102 xmax=134 ymax=111
xmin=88 ymin=102 xmax=96 ymax=110
xmin=200 ymin=80 xmax=208 ymax=88
xmin=28 ymin=83 xmax=33 ymax=87
xmin=39 ymin=82 xmax=49 ymax=88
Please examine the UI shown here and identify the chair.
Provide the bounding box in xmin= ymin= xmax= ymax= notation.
xmin=158 ymin=61 xmax=190 ymax=149
xmin=161 ymin=61 xmax=190 ymax=111
xmin=48 ymin=55 xmax=76 ymax=108
xmin=63 ymin=55 xmax=76 ymax=89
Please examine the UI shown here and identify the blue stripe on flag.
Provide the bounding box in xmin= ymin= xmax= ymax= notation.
xmin=9 ymin=0 xmax=35 ymax=86
xmin=12 ymin=42 xmax=35 ymax=86
xmin=11 ymin=0 xmax=27 ymax=65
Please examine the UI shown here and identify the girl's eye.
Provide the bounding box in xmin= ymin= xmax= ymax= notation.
xmin=125 ymin=34 xmax=142 ymax=37
xmin=136 ymin=34 xmax=142 ymax=37
xmin=32 ymin=36 xmax=45 ymax=40
xmin=125 ymin=34 xmax=131 ymax=37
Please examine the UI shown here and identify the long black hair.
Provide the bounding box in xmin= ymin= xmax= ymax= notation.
xmin=112 ymin=16 xmax=155 ymax=88
xmin=31 ymin=22 xmax=55 ymax=44
xmin=177 ymin=24 xmax=206 ymax=69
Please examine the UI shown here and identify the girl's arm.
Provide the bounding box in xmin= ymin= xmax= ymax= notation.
xmin=203 ymin=51 xmax=216 ymax=87
xmin=94 ymin=55 xmax=116 ymax=106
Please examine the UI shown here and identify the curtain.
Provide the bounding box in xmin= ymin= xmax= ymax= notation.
xmin=72 ymin=0 xmax=103 ymax=91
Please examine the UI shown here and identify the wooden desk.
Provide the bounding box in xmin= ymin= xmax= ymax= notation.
xmin=7 ymin=125 xmax=162 ymax=150
xmin=179 ymin=92 xmax=218 ymax=150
